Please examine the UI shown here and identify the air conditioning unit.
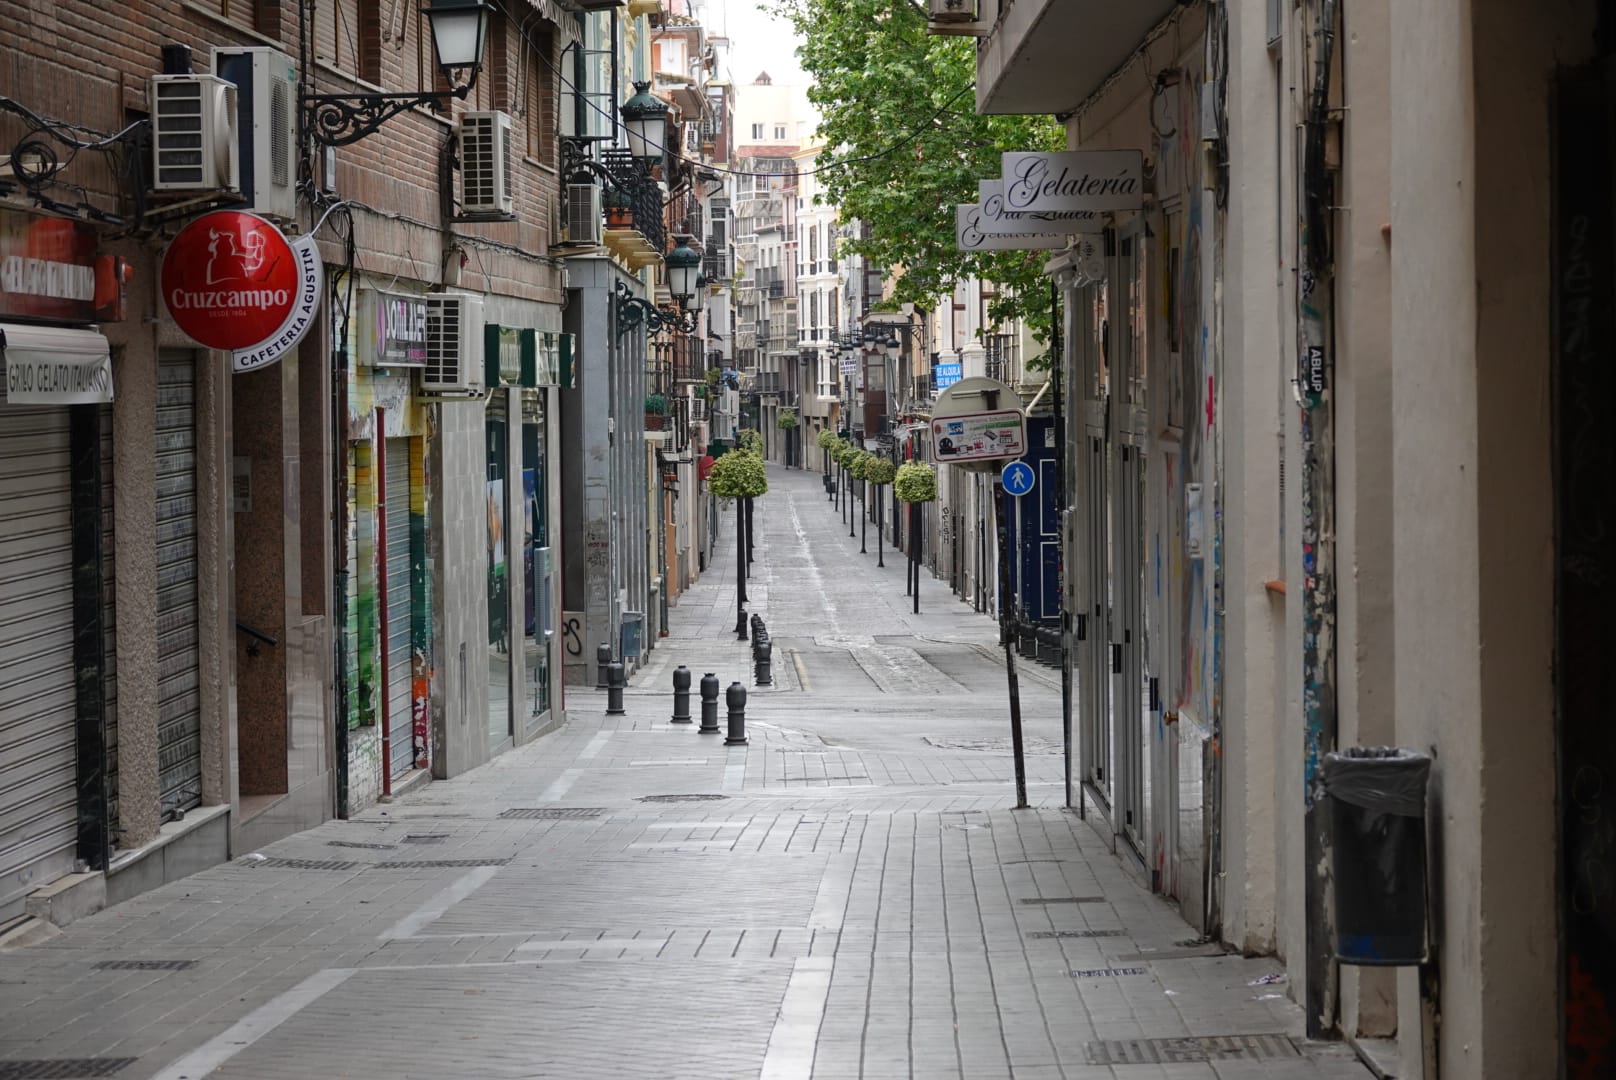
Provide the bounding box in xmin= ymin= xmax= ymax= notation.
xmin=565 ymin=183 xmax=602 ymax=245
xmin=213 ymin=47 xmax=298 ymax=220
xmin=460 ymin=111 xmax=514 ymax=216
xmin=684 ymin=122 xmax=702 ymax=155
xmin=419 ymin=293 xmax=487 ymax=397
xmin=928 ymin=0 xmax=976 ymax=21
xmin=149 ymin=75 xmax=239 ymax=192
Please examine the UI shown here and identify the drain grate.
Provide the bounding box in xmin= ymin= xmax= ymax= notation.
xmin=1020 ymin=897 xmax=1105 ymax=905
xmin=402 ymin=834 xmax=448 ymax=844
xmin=327 ymin=840 xmax=396 ymax=850
xmin=1087 ymin=1034 xmax=1299 ymax=1065
xmin=1027 ymin=929 xmax=1125 ymax=939
xmin=252 ymin=857 xmax=361 ymax=871
xmin=499 ymin=808 xmax=606 ymax=819
xmin=1071 ymin=967 xmax=1148 ymax=978
xmin=250 ymin=857 xmax=507 ymax=871
xmin=636 ymin=794 xmax=728 ymax=803
xmin=93 ymin=959 xmax=197 ymax=971
xmin=0 ymin=1060 xmax=139 ymax=1079
xmin=373 ymin=859 xmax=509 ymax=869
xmin=776 ymin=776 xmax=870 ymax=783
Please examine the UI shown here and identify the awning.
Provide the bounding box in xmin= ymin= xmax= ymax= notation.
xmin=0 ymin=322 xmax=114 ymax=405
xmin=528 ymin=0 xmax=580 ymax=44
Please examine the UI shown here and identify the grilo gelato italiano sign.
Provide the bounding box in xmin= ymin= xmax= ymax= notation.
xmin=976 ymin=180 xmax=1106 ymax=236
xmin=161 ymin=211 xmax=323 ymax=373
xmin=1000 ymin=151 xmax=1145 ymax=214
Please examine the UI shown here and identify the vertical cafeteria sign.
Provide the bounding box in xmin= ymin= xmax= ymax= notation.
xmin=161 ymin=211 xmax=324 ymax=373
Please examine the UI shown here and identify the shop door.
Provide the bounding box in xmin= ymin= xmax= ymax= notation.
xmin=1073 ymin=277 xmax=1113 ymax=812
xmin=1554 ymin=63 xmax=1616 ymax=1078
xmin=1111 ymin=231 xmax=1149 ymax=856
xmin=384 ymin=438 xmax=417 ymax=778
xmin=155 ymin=354 xmax=202 ymax=813
xmin=0 ymin=401 xmax=78 ymax=917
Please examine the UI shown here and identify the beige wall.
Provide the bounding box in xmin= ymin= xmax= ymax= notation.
xmin=1334 ymin=0 xmax=1398 ymax=1040
xmin=1390 ymin=0 xmax=1590 ymax=1073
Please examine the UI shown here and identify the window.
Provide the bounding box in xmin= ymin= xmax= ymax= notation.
xmin=809 ymin=292 xmax=819 ymax=331
xmin=563 ymin=14 xmax=614 ymax=140
xmin=774 ymin=124 xmax=786 ymax=140
xmin=525 ymin=29 xmax=555 ymax=164
xmin=751 ymin=123 xmax=764 ymax=139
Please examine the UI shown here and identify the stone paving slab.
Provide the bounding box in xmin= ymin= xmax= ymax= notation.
xmin=0 ymin=468 xmax=1369 ymax=1080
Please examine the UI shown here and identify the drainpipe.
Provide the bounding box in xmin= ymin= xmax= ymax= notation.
xmin=1299 ymin=0 xmax=1340 ymax=1039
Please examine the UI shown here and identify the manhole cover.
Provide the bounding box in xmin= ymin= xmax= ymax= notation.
xmin=924 ymin=736 xmax=1063 ymax=755
xmin=1071 ymin=967 xmax=1149 ymax=978
xmin=1086 ymin=1034 xmax=1299 ymax=1065
xmin=93 ymin=959 xmax=197 ymax=971
xmin=0 ymin=1061 xmax=138 ymax=1079
xmin=499 ymin=808 xmax=606 ymax=819
xmin=327 ymin=840 xmax=396 ymax=850
xmin=636 ymin=794 xmax=729 ymax=803
xmin=1027 ymin=929 xmax=1125 ymax=939
xmin=1019 ymin=897 xmax=1105 ymax=905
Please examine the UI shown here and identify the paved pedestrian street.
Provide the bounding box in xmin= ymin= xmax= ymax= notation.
xmin=0 ymin=468 xmax=1372 ymax=1080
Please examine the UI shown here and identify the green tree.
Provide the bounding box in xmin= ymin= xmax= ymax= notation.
xmin=770 ymin=0 xmax=1065 ymax=364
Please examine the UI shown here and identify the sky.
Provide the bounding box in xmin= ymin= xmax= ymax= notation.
xmin=704 ymin=0 xmax=807 ymax=85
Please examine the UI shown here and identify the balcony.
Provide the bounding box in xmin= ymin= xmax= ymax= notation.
xmin=768 ymin=281 xmax=784 ymax=298
xmin=976 ymin=0 xmax=1180 ymax=115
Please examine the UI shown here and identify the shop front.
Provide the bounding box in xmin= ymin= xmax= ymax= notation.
xmin=0 ymin=209 xmax=123 ymax=918
xmin=484 ymin=322 xmax=570 ymax=748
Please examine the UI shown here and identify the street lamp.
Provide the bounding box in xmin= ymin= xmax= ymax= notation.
xmin=620 ymin=81 xmax=670 ymax=163
xmin=684 ymin=274 xmax=707 ymax=314
xmin=304 ymin=0 xmax=491 ymax=146
xmin=666 ymin=235 xmax=702 ymax=304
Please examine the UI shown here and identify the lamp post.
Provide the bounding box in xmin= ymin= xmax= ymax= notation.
xmin=304 ymin=0 xmax=493 ymax=146
xmin=620 ymin=81 xmax=670 ymax=164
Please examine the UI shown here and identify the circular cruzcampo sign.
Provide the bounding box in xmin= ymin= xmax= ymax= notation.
xmin=160 ymin=211 xmax=323 ymax=372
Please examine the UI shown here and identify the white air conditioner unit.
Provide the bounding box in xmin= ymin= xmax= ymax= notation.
xmin=213 ymin=47 xmax=298 ymax=220
xmin=460 ymin=111 xmax=514 ymax=216
xmin=149 ymin=75 xmax=239 ymax=193
xmin=684 ymin=122 xmax=702 ymax=155
xmin=419 ymin=293 xmax=486 ymax=397
xmin=928 ymin=0 xmax=976 ymax=22
xmin=566 ymin=183 xmax=602 ymax=245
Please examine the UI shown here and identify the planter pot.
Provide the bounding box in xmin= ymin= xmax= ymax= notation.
xmin=606 ymin=209 xmax=634 ymax=229
xmin=644 ymin=414 xmax=665 ymax=431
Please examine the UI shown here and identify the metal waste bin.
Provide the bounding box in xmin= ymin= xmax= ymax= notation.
xmin=1323 ymin=747 xmax=1432 ymax=965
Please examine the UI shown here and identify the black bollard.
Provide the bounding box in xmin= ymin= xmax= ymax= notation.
xmin=754 ymin=638 xmax=773 ymax=687
xmin=725 ymin=682 xmax=748 ymax=745
xmin=749 ymin=613 xmax=763 ymax=647
xmin=735 ymin=603 xmax=749 ymax=641
xmin=671 ymin=665 xmax=692 ymax=724
xmin=605 ymin=660 xmax=626 ymax=715
xmin=698 ymin=672 xmax=721 ymax=734
xmin=595 ymin=642 xmax=612 ymax=690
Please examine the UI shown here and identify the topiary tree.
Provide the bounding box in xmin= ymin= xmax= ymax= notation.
xmin=708 ymin=448 xmax=768 ymax=499
xmin=893 ymin=461 xmax=936 ymax=612
xmin=737 ymin=428 xmax=764 ymax=454
xmin=894 ymin=461 xmax=937 ymax=503
xmin=865 ymin=456 xmax=896 ymax=485
xmin=816 ymin=428 xmax=837 ymax=449
xmin=776 ymin=409 xmax=799 ymax=430
xmin=865 ymin=455 xmax=897 ymax=566
xmin=848 ymin=450 xmax=871 ymax=480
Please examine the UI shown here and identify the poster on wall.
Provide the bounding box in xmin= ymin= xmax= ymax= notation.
xmin=160 ymin=210 xmax=324 ymax=373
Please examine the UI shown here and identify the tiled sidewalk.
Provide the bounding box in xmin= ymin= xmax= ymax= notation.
xmin=0 ymin=468 xmax=1371 ymax=1080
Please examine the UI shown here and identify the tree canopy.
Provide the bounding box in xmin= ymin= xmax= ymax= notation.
xmin=770 ymin=0 xmax=1065 ymax=362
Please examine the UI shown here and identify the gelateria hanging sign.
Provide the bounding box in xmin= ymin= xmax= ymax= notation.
xmin=161 ymin=211 xmax=324 ymax=373
xmin=1000 ymin=150 xmax=1145 ymax=214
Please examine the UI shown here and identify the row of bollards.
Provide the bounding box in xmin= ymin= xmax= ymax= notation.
xmin=666 ymin=665 xmax=748 ymax=744
xmin=749 ymin=615 xmax=773 ymax=687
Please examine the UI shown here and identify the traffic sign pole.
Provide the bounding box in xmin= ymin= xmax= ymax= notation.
xmin=994 ymin=480 xmax=1029 ymax=810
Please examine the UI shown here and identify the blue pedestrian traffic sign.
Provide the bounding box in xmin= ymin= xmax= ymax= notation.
xmin=1001 ymin=460 xmax=1035 ymax=496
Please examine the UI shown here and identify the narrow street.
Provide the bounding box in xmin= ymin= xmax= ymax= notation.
xmin=0 ymin=467 xmax=1370 ymax=1080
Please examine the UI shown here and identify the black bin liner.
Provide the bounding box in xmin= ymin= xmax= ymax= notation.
xmin=1323 ymin=747 xmax=1431 ymax=966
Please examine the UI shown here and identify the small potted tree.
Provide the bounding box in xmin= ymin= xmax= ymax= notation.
xmin=644 ymin=393 xmax=667 ymax=431
xmin=604 ymin=186 xmax=634 ymax=230
xmin=894 ymin=461 xmax=937 ymax=613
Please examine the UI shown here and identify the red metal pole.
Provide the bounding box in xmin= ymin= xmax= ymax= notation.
xmin=374 ymin=410 xmax=393 ymax=797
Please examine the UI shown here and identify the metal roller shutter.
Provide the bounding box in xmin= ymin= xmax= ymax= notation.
xmin=0 ymin=402 xmax=78 ymax=916
xmin=101 ymin=406 xmax=118 ymax=838
xmin=155 ymin=355 xmax=201 ymax=813
xmin=384 ymin=439 xmax=416 ymax=778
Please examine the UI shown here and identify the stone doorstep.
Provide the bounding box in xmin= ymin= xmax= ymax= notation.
xmin=23 ymin=870 xmax=105 ymax=929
